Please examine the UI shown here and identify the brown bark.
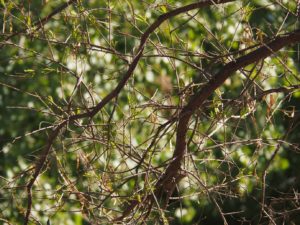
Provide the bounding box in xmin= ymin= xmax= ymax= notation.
xmin=157 ymin=29 xmax=300 ymax=201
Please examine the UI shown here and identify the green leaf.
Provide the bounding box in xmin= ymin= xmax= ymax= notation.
xmin=161 ymin=5 xmax=167 ymax=13
xmin=24 ymin=69 xmax=35 ymax=73
xmin=75 ymin=213 xmax=83 ymax=225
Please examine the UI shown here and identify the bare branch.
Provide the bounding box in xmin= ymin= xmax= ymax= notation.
xmin=157 ymin=28 xmax=300 ymax=205
xmin=23 ymin=1 xmax=237 ymax=223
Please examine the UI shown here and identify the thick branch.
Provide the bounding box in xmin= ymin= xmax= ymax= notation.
xmin=157 ymin=29 xmax=300 ymax=200
xmin=77 ymin=0 xmax=237 ymax=119
xmin=23 ymin=1 xmax=236 ymax=223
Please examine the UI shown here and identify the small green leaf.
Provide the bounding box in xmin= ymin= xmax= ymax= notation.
xmin=179 ymin=78 xmax=185 ymax=88
xmin=27 ymin=16 xmax=31 ymax=27
xmin=161 ymin=5 xmax=167 ymax=13
xmin=24 ymin=69 xmax=35 ymax=73
xmin=47 ymin=96 xmax=54 ymax=103
xmin=136 ymin=194 xmax=141 ymax=203
xmin=7 ymin=2 xmax=14 ymax=12
xmin=0 ymin=0 xmax=5 ymax=7
xmin=240 ymin=107 xmax=248 ymax=118
xmin=75 ymin=213 xmax=83 ymax=225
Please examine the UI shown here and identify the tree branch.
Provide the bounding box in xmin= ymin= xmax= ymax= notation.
xmin=76 ymin=0 xmax=237 ymax=119
xmin=1 ymin=0 xmax=78 ymax=46
xmin=157 ymin=29 xmax=300 ymax=204
xmin=24 ymin=122 xmax=66 ymax=225
xmin=23 ymin=1 xmax=237 ymax=223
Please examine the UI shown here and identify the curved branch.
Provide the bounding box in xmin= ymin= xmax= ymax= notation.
xmin=157 ymin=29 xmax=300 ymax=201
xmin=77 ymin=0 xmax=237 ymax=119
xmin=23 ymin=1 xmax=236 ymax=223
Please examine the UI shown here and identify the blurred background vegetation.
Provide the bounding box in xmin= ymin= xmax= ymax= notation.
xmin=1 ymin=0 xmax=300 ymax=224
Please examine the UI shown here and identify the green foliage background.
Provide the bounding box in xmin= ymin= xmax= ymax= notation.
xmin=1 ymin=0 xmax=300 ymax=224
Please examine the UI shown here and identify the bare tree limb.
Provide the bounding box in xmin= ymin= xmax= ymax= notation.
xmin=156 ymin=29 xmax=300 ymax=205
xmin=23 ymin=1 xmax=237 ymax=223
xmin=75 ymin=0 xmax=237 ymax=120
